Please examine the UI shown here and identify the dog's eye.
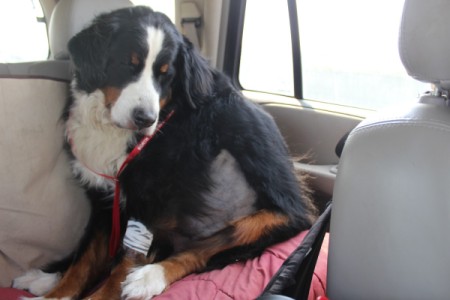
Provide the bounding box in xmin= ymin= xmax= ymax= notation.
xmin=160 ymin=64 xmax=169 ymax=74
xmin=130 ymin=52 xmax=140 ymax=67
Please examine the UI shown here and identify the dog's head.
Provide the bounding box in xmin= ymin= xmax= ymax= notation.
xmin=68 ymin=6 xmax=212 ymax=133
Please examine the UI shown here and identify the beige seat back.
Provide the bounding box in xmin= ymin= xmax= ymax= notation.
xmin=0 ymin=0 xmax=132 ymax=287
xmin=327 ymin=1 xmax=450 ymax=299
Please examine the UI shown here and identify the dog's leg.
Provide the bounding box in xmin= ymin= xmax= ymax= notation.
xmin=84 ymin=256 xmax=133 ymax=300
xmin=42 ymin=232 xmax=110 ymax=300
xmin=86 ymin=250 xmax=155 ymax=300
xmin=121 ymin=210 xmax=289 ymax=300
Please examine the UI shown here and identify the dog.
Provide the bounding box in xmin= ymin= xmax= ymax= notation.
xmin=13 ymin=6 xmax=317 ymax=300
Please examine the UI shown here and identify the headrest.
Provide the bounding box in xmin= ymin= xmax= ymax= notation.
xmin=48 ymin=0 xmax=133 ymax=60
xmin=399 ymin=0 xmax=450 ymax=90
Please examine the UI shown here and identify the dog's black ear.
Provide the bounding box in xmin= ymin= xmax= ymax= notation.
xmin=68 ymin=20 xmax=113 ymax=93
xmin=174 ymin=37 xmax=213 ymax=109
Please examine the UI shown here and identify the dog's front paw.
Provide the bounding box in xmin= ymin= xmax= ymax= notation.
xmin=13 ymin=269 xmax=61 ymax=296
xmin=121 ymin=264 xmax=167 ymax=300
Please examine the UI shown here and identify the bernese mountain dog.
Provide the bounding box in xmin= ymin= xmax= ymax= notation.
xmin=14 ymin=6 xmax=317 ymax=300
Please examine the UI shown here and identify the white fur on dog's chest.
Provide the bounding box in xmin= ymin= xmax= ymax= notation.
xmin=67 ymin=87 xmax=134 ymax=189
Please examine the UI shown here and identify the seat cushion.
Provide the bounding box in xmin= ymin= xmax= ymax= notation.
xmin=153 ymin=231 xmax=328 ymax=300
xmin=2 ymin=231 xmax=328 ymax=300
xmin=0 ymin=288 xmax=34 ymax=300
xmin=0 ymin=78 xmax=90 ymax=287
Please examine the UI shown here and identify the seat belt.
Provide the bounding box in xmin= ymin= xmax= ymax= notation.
xmin=181 ymin=2 xmax=202 ymax=49
xmin=258 ymin=202 xmax=332 ymax=300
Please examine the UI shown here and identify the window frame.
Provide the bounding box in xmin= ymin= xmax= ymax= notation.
xmin=222 ymin=0 xmax=246 ymax=88
xmin=224 ymin=0 xmax=303 ymax=98
xmin=225 ymin=0 xmax=426 ymax=115
xmin=287 ymin=0 xmax=302 ymax=99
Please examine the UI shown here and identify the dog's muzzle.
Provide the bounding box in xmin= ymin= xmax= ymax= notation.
xmin=132 ymin=107 xmax=157 ymax=129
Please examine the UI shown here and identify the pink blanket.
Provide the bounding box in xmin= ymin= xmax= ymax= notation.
xmin=3 ymin=231 xmax=328 ymax=300
xmin=154 ymin=231 xmax=328 ymax=300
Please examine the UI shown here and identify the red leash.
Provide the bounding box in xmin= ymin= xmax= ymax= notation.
xmin=68 ymin=110 xmax=175 ymax=258
xmin=109 ymin=110 xmax=175 ymax=257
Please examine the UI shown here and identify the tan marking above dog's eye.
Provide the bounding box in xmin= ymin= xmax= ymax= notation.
xmin=160 ymin=64 xmax=169 ymax=74
xmin=130 ymin=53 xmax=140 ymax=66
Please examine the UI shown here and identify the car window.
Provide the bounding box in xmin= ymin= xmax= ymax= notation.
xmin=0 ymin=0 xmax=48 ymax=63
xmin=0 ymin=1 xmax=175 ymax=64
xmin=239 ymin=0 xmax=429 ymax=111
xmin=239 ymin=1 xmax=294 ymax=96
xmin=131 ymin=0 xmax=175 ymax=22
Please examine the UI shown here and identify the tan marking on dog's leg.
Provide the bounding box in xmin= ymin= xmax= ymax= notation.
xmin=44 ymin=233 xmax=110 ymax=299
xmin=161 ymin=210 xmax=289 ymax=284
xmin=232 ymin=209 xmax=289 ymax=244
xmin=88 ymin=249 xmax=156 ymax=300
xmin=159 ymin=251 xmax=207 ymax=285
xmin=87 ymin=257 xmax=133 ymax=300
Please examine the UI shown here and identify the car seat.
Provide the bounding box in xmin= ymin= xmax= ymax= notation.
xmin=327 ymin=0 xmax=450 ymax=299
xmin=0 ymin=0 xmax=131 ymax=287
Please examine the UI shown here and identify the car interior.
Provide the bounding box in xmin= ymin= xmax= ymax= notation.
xmin=0 ymin=0 xmax=448 ymax=299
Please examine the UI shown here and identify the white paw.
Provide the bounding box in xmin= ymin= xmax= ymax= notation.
xmin=121 ymin=264 xmax=167 ymax=300
xmin=13 ymin=269 xmax=61 ymax=296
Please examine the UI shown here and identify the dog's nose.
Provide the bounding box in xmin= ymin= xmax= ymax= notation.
xmin=132 ymin=108 xmax=156 ymax=129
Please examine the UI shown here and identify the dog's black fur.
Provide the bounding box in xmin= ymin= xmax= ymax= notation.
xmin=35 ymin=6 xmax=317 ymax=299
